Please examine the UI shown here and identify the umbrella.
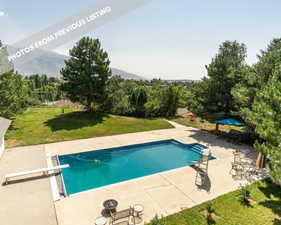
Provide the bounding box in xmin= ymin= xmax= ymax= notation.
xmin=215 ymin=118 xmax=245 ymax=131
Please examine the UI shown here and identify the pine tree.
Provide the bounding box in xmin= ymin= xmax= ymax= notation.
xmin=205 ymin=41 xmax=247 ymax=113
xmin=187 ymin=41 xmax=247 ymax=116
xmin=233 ymin=38 xmax=281 ymax=133
xmin=246 ymin=64 xmax=281 ymax=185
xmin=232 ymin=38 xmax=281 ymax=110
xmin=61 ymin=37 xmax=111 ymax=111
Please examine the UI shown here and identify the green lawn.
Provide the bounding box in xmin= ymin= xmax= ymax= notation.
xmin=147 ymin=180 xmax=281 ymax=225
xmin=6 ymin=107 xmax=173 ymax=148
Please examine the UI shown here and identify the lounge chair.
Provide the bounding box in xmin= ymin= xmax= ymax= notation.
xmin=110 ymin=207 xmax=135 ymax=225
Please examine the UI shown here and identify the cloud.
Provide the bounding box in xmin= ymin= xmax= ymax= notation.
xmin=0 ymin=11 xmax=7 ymax=17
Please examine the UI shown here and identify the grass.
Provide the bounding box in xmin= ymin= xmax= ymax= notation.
xmin=6 ymin=107 xmax=173 ymax=148
xmin=146 ymin=180 xmax=281 ymax=225
xmin=173 ymin=115 xmax=245 ymax=133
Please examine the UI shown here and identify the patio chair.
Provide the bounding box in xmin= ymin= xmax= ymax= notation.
xmin=110 ymin=207 xmax=135 ymax=225
xmin=230 ymin=152 xmax=244 ymax=179
xmin=242 ymin=160 xmax=261 ymax=182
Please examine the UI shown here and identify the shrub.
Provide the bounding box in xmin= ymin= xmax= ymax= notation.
xmin=238 ymin=184 xmax=251 ymax=206
xmin=206 ymin=203 xmax=216 ymax=225
xmin=148 ymin=215 xmax=166 ymax=225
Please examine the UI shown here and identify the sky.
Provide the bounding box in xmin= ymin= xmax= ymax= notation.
xmin=0 ymin=0 xmax=281 ymax=80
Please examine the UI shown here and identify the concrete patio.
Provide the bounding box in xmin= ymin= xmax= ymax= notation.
xmin=0 ymin=125 xmax=258 ymax=225
xmin=0 ymin=145 xmax=57 ymax=225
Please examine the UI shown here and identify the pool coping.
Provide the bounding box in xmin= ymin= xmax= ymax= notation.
xmin=57 ymin=139 xmax=203 ymax=157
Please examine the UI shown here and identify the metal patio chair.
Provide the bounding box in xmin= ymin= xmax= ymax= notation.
xmin=230 ymin=152 xmax=244 ymax=179
xmin=110 ymin=207 xmax=135 ymax=225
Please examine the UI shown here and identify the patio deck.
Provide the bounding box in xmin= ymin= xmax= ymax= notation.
xmin=0 ymin=145 xmax=57 ymax=225
xmin=0 ymin=126 xmax=257 ymax=225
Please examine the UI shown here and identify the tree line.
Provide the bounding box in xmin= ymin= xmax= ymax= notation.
xmin=0 ymin=37 xmax=187 ymax=119
xmin=60 ymin=37 xmax=187 ymax=118
xmin=0 ymin=72 xmax=62 ymax=118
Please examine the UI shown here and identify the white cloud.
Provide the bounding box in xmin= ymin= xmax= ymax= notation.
xmin=0 ymin=11 xmax=7 ymax=17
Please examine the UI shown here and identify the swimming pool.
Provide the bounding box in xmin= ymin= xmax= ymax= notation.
xmin=59 ymin=139 xmax=209 ymax=195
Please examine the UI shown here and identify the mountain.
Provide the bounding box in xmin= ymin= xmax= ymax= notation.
xmin=6 ymin=46 xmax=145 ymax=80
xmin=111 ymin=68 xmax=144 ymax=80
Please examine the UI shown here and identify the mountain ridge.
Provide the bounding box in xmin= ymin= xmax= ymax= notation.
xmin=6 ymin=46 xmax=146 ymax=80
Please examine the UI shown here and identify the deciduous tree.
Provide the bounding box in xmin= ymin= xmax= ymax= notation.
xmin=0 ymin=71 xmax=28 ymax=118
xmin=129 ymin=86 xmax=148 ymax=117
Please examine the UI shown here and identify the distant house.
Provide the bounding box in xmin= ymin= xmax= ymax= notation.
xmin=0 ymin=117 xmax=11 ymax=158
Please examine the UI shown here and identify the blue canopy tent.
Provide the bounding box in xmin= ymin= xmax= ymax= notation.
xmin=215 ymin=118 xmax=245 ymax=131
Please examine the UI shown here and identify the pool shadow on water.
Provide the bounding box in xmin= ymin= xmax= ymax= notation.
xmin=44 ymin=111 xmax=109 ymax=131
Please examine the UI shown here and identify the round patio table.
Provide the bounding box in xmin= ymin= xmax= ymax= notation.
xmin=103 ymin=199 xmax=118 ymax=215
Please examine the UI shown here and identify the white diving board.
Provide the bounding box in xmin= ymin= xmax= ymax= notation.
xmin=3 ymin=164 xmax=69 ymax=185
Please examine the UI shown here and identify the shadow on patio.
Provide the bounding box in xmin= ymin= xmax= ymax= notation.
xmin=187 ymin=129 xmax=258 ymax=160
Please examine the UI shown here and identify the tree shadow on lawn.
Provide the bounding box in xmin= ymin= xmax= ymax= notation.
xmin=273 ymin=219 xmax=281 ymax=225
xmin=7 ymin=120 xmax=19 ymax=131
xmin=44 ymin=111 xmax=109 ymax=131
xmin=259 ymin=200 xmax=281 ymax=217
xmin=258 ymin=179 xmax=281 ymax=199
xmin=258 ymin=180 xmax=281 ymax=218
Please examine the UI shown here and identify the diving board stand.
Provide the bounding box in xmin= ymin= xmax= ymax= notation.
xmin=3 ymin=164 xmax=69 ymax=185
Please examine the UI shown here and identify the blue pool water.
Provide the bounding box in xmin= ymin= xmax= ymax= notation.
xmin=59 ymin=139 xmax=208 ymax=195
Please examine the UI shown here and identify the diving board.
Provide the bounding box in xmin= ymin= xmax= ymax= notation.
xmin=3 ymin=164 xmax=69 ymax=185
